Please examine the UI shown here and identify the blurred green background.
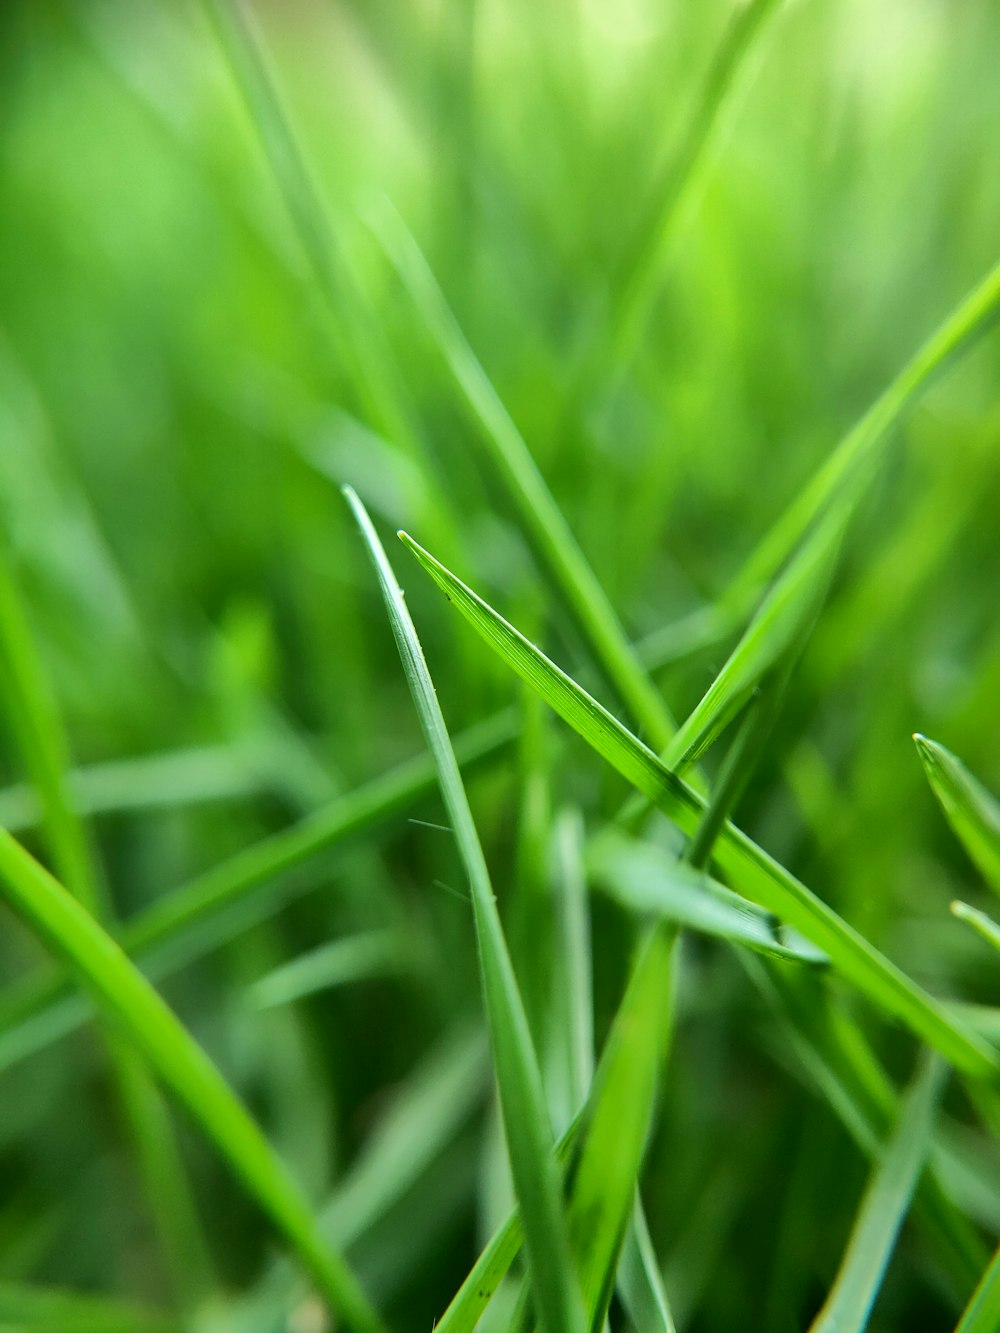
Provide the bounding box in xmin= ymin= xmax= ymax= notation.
xmin=0 ymin=0 xmax=998 ymax=1329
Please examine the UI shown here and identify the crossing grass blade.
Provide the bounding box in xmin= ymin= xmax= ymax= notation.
xmin=915 ymin=736 xmax=1000 ymax=896
xmin=566 ymin=924 xmax=676 ymax=1331
xmin=369 ymin=201 xmax=678 ymax=751
xmin=950 ymin=902 xmax=1000 ymax=957
xmin=344 ymin=487 xmax=585 ymax=1333
xmin=730 ymin=258 xmax=1000 ymax=605
xmin=808 ymin=1055 xmax=947 ymax=1333
xmin=956 ymin=1246 xmax=1000 ymax=1333
xmin=0 ymin=710 xmax=515 ymax=1073
xmin=399 ymin=532 xmax=997 ymax=1077
xmin=590 ymin=834 xmax=827 ymax=965
xmin=0 ymin=831 xmax=384 ymax=1333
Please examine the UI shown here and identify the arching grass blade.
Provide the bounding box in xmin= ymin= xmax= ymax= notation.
xmin=915 ymin=736 xmax=1000 ymax=896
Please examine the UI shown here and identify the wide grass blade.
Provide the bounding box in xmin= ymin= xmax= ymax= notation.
xmin=370 ymin=201 xmax=677 ymax=751
xmin=344 ymin=487 xmax=584 ymax=1333
xmin=731 ymin=258 xmax=1000 ymax=604
xmin=915 ymin=736 xmax=1000 ymax=896
xmin=956 ymin=1245 xmax=1000 ymax=1333
xmin=590 ymin=834 xmax=827 ymax=965
xmin=0 ymin=831 xmax=384 ymax=1333
xmin=809 ymin=1055 xmax=947 ymax=1333
xmin=399 ymin=533 xmax=996 ymax=1077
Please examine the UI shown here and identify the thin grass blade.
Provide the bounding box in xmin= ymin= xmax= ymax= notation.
xmin=399 ymin=533 xmax=997 ymax=1077
xmin=345 ymin=487 xmax=584 ymax=1333
xmin=0 ymin=831 xmax=384 ymax=1333
xmin=915 ymin=736 xmax=1000 ymax=896
xmin=809 ymin=1055 xmax=948 ymax=1333
xmin=956 ymin=1245 xmax=1000 ymax=1333
xmin=247 ymin=931 xmax=401 ymax=1010
xmin=950 ymin=902 xmax=1000 ymax=956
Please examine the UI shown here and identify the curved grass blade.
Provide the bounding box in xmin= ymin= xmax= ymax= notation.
xmin=590 ymin=834 xmax=826 ymax=966
xmin=915 ymin=736 xmax=1000 ymax=896
xmin=956 ymin=1245 xmax=1000 ymax=1333
xmin=0 ymin=710 xmax=515 ymax=1072
xmin=344 ymin=487 xmax=584 ymax=1333
xmin=369 ymin=200 xmax=677 ymax=752
xmin=399 ymin=533 xmax=996 ymax=1077
xmin=247 ymin=931 xmax=402 ymax=1010
xmin=809 ymin=1055 xmax=947 ymax=1333
xmin=618 ymin=1198 xmax=677 ymax=1333
xmin=0 ymin=831 xmax=384 ymax=1333
xmin=950 ymin=902 xmax=1000 ymax=957
xmin=731 ymin=258 xmax=1000 ymax=605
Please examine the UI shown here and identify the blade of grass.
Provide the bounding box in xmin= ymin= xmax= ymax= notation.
xmin=399 ymin=533 xmax=997 ymax=1077
xmin=0 ymin=552 xmax=212 ymax=1304
xmin=0 ymin=709 xmax=515 ymax=1072
xmin=809 ymin=1054 xmax=947 ymax=1333
xmin=618 ymin=1198 xmax=677 ymax=1333
xmin=730 ymin=258 xmax=1000 ymax=606
xmin=915 ymin=736 xmax=1000 ymax=896
xmin=246 ymin=931 xmax=402 ymax=1010
xmin=950 ymin=902 xmax=1000 ymax=956
xmin=370 ymin=200 xmax=678 ymax=751
xmin=0 ymin=830 xmax=384 ymax=1333
xmin=344 ymin=486 xmax=585 ymax=1333
xmin=0 ymin=1280 xmax=178 ymax=1333
xmin=956 ymin=1245 xmax=1000 ymax=1333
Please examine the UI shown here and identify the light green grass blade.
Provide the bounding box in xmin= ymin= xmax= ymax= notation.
xmin=618 ymin=1198 xmax=677 ymax=1333
xmin=732 ymin=258 xmax=1000 ymax=604
xmin=370 ymin=201 xmax=677 ymax=751
xmin=809 ymin=1055 xmax=947 ymax=1333
xmin=663 ymin=504 xmax=839 ymax=773
xmin=609 ymin=0 xmax=785 ymax=373
xmin=956 ymin=1245 xmax=1000 ymax=1333
xmin=950 ymin=902 xmax=1000 ymax=956
xmin=399 ymin=533 xmax=996 ymax=1077
xmin=567 ymin=924 xmax=676 ymax=1331
xmin=0 ymin=710 xmax=515 ymax=1072
xmin=247 ymin=931 xmax=401 ymax=1010
xmin=591 ymin=834 xmax=827 ymax=965
xmin=0 ymin=831 xmax=384 ymax=1333
xmin=915 ymin=736 xmax=1000 ymax=896
xmin=0 ymin=1280 xmax=177 ymax=1332
xmin=345 ymin=487 xmax=584 ymax=1333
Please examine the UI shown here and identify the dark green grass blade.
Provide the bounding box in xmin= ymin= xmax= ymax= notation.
xmin=370 ymin=201 xmax=677 ymax=751
xmin=915 ymin=736 xmax=1000 ymax=896
xmin=0 ymin=711 xmax=515 ymax=1071
xmin=399 ymin=533 xmax=996 ymax=1077
xmin=956 ymin=1245 xmax=1000 ymax=1333
xmin=809 ymin=1055 xmax=947 ymax=1333
xmin=731 ymin=258 xmax=1000 ymax=604
xmin=345 ymin=487 xmax=584 ymax=1333
xmin=567 ymin=925 xmax=676 ymax=1331
xmin=0 ymin=832 xmax=384 ymax=1333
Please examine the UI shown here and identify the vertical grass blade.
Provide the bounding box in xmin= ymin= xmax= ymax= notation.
xmin=915 ymin=736 xmax=1000 ymax=896
xmin=344 ymin=487 xmax=585 ymax=1333
xmin=398 ymin=533 xmax=997 ymax=1077
xmin=809 ymin=1055 xmax=947 ymax=1333
xmin=0 ymin=831 xmax=384 ymax=1332
xmin=956 ymin=1245 xmax=1000 ymax=1333
xmin=370 ymin=202 xmax=678 ymax=751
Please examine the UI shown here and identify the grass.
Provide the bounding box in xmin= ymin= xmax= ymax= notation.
xmin=1 ymin=0 xmax=999 ymax=1329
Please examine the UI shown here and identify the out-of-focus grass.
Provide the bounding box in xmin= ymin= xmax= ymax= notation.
xmin=0 ymin=0 xmax=999 ymax=1329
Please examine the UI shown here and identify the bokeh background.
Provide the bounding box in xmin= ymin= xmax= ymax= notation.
xmin=0 ymin=0 xmax=999 ymax=1329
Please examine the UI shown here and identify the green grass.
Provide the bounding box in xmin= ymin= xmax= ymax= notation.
xmin=1 ymin=0 xmax=999 ymax=1329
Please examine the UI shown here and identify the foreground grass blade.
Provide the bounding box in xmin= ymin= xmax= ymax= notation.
xmin=0 ymin=832 xmax=384 ymax=1333
xmin=345 ymin=487 xmax=584 ymax=1333
xmin=809 ymin=1055 xmax=947 ymax=1333
xmin=0 ymin=710 xmax=515 ymax=1072
xmin=399 ymin=534 xmax=996 ymax=1077
xmin=370 ymin=201 xmax=677 ymax=751
xmin=567 ymin=926 xmax=676 ymax=1330
xmin=915 ymin=736 xmax=1000 ymax=896
xmin=956 ymin=1245 xmax=1000 ymax=1333
xmin=950 ymin=902 xmax=1000 ymax=956
xmin=732 ymin=258 xmax=1000 ymax=603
